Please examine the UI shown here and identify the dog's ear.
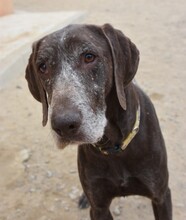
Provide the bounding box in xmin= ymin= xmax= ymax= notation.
xmin=25 ymin=41 xmax=48 ymax=126
xmin=101 ymin=24 xmax=140 ymax=110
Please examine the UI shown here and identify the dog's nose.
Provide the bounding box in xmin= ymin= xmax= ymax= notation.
xmin=51 ymin=111 xmax=82 ymax=137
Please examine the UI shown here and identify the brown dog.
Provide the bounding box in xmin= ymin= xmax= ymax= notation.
xmin=26 ymin=24 xmax=172 ymax=220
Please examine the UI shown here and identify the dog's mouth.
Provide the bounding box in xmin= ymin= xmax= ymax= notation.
xmin=52 ymin=130 xmax=103 ymax=149
xmin=52 ymin=133 xmax=73 ymax=149
xmin=52 ymin=131 xmax=87 ymax=149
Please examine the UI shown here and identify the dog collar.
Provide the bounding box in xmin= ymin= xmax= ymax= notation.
xmin=94 ymin=103 xmax=141 ymax=155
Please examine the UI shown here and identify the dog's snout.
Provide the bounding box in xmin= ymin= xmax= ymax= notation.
xmin=51 ymin=110 xmax=82 ymax=137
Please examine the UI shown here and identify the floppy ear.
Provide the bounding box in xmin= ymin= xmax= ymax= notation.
xmin=25 ymin=42 xmax=48 ymax=126
xmin=101 ymin=24 xmax=140 ymax=110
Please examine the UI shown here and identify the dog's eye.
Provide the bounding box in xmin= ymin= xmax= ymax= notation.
xmin=39 ymin=63 xmax=47 ymax=73
xmin=84 ymin=53 xmax=96 ymax=63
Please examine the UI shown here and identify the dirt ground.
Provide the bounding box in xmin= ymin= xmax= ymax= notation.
xmin=0 ymin=0 xmax=186 ymax=219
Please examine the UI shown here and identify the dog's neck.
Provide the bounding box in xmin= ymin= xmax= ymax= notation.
xmin=95 ymin=82 xmax=139 ymax=154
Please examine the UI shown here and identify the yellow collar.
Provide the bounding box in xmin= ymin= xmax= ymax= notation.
xmin=95 ymin=103 xmax=141 ymax=155
xmin=120 ymin=103 xmax=140 ymax=151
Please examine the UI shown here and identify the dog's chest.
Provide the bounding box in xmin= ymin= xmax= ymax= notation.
xmin=91 ymin=164 xmax=135 ymax=196
xmin=102 ymin=165 xmax=149 ymax=197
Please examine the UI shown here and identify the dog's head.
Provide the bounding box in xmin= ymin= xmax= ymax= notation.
xmin=25 ymin=24 xmax=139 ymax=148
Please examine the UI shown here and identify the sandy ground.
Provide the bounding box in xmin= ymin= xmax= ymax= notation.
xmin=0 ymin=0 xmax=186 ymax=219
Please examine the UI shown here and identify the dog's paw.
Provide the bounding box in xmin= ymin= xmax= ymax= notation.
xmin=78 ymin=193 xmax=90 ymax=209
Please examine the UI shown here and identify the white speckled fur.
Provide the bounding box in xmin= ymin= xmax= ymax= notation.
xmin=50 ymin=63 xmax=107 ymax=146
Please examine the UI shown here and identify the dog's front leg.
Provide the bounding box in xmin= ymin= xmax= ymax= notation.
xmin=90 ymin=206 xmax=113 ymax=220
xmin=78 ymin=147 xmax=114 ymax=220
xmin=152 ymin=188 xmax=172 ymax=220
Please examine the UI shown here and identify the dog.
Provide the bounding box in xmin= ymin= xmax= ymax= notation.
xmin=25 ymin=24 xmax=172 ymax=220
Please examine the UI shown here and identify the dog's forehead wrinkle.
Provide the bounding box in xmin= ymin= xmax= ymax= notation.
xmin=37 ymin=42 xmax=62 ymax=63
xmin=43 ymin=32 xmax=105 ymax=62
xmin=59 ymin=28 xmax=75 ymax=43
xmin=59 ymin=31 xmax=101 ymax=53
